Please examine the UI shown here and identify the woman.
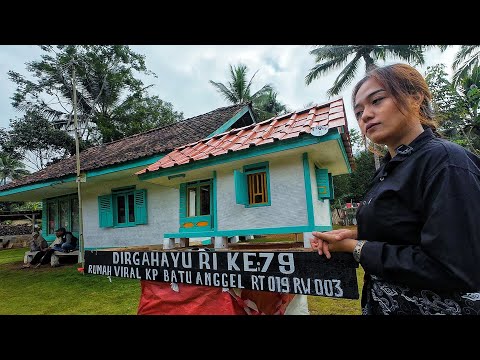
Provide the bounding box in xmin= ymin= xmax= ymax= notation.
xmin=311 ymin=63 xmax=480 ymax=315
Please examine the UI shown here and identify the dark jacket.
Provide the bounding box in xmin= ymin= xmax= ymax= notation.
xmin=60 ymin=231 xmax=78 ymax=248
xmin=357 ymin=128 xmax=480 ymax=293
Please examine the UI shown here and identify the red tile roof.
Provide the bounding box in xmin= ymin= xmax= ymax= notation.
xmin=138 ymin=98 xmax=354 ymax=174
xmin=0 ymin=104 xmax=249 ymax=191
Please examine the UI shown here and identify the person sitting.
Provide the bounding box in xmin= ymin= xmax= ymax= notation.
xmin=29 ymin=232 xmax=48 ymax=252
xmin=53 ymin=227 xmax=78 ymax=253
xmin=23 ymin=233 xmax=63 ymax=268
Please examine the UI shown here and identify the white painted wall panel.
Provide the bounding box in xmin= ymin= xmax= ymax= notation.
xmin=217 ymin=155 xmax=309 ymax=231
xmin=82 ymin=177 xmax=178 ymax=249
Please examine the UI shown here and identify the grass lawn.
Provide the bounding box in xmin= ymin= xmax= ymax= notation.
xmin=0 ymin=229 xmax=364 ymax=315
xmin=0 ymin=248 xmax=140 ymax=315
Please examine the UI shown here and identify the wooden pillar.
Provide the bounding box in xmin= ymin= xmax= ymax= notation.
xmin=179 ymin=238 xmax=189 ymax=248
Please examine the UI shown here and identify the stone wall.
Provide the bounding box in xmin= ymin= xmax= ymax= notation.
xmin=0 ymin=234 xmax=31 ymax=249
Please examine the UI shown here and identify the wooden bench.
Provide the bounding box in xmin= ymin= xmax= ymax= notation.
xmin=24 ymin=250 xmax=79 ymax=267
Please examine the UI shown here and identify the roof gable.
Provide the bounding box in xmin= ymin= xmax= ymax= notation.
xmin=0 ymin=103 xmax=251 ymax=191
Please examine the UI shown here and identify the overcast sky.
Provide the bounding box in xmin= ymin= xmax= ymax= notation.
xmin=0 ymin=45 xmax=460 ymax=136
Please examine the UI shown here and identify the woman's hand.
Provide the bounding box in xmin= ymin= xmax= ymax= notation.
xmin=310 ymin=229 xmax=358 ymax=259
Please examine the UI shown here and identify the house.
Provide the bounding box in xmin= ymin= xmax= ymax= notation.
xmin=0 ymin=99 xmax=354 ymax=250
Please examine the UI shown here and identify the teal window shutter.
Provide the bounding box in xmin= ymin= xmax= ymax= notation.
xmin=41 ymin=199 xmax=48 ymax=237
xmin=179 ymin=183 xmax=187 ymax=220
xmin=134 ymin=189 xmax=148 ymax=225
xmin=234 ymin=170 xmax=247 ymax=205
xmin=328 ymin=173 xmax=334 ymax=200
xmin=315 ymin=167 xmax=331 ymax=200
xmin=98 ymin=194 xmax=113 ymax=228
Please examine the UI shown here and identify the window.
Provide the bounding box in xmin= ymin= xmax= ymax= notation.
xmin=186 ymin=181 xmax=211 ymax=217
xmin=43 ymin=194 xmax=78 ymax=238
xmin=113 ymin=190 xmax=136 ymax=226
xmin=98 ymin=187 xmax=147 ymax=228
xmin=234 ymin=162 xmax=271 ymax=207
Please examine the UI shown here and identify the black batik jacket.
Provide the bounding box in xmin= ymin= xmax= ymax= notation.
xmin=357 ymin=128 xmax=480 ymax=293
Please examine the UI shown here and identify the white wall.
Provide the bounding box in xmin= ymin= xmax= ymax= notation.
xmin=82 ymin=177 xmax=178 ymax=249
xmin=81 ymin=152 xmax=333 ymax=249
xmin=216 ymin=154 xmax=309 ymax=231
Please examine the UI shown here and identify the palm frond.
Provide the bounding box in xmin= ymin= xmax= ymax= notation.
xmin=251 ymin=84 xmax=273 ymax=100
xmin=327 ymin=54 xmax=361 ymax=97
xmin=209 ymin=80 xmax=239 ymax=104
xmin=453 ymin=55 xmax=480 ymax=86
xmin=309 ymin=45 xmax=355 ymax=61
xmin=305 ymin=57 xmax=350 ymax=85
xmin=453 ymin=45 xmax=480 ymax=70
xmin=382 ymin=45 xmax=425 ymax=65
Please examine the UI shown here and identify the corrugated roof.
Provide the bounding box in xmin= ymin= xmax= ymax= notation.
xmin=0 ymin=103 xmax=249 ymax=191
xmin=138 ymin=98 xmax=354 ymax=174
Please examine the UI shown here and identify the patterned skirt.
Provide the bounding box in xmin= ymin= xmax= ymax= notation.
xmin=362 ymin=275 xmax=480 ymax=315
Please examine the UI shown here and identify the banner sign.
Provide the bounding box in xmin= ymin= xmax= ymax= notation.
xmin=85 ymin=250 xmax=359 ymax=299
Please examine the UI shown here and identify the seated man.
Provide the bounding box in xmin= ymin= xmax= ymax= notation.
xmin=29 ymin=232 xmax=48 ymax=252
xmin=52 ymin=227 xmax=78 ymax=253
xmin=23 ymin=233 xmax=63 ymax=268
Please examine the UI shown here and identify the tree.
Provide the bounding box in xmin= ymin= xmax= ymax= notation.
xmin=210 ymin=63 xmax=288 ymax=121
xmin=8 ymin=112 xmax=76 ymax=170
xmin=305 ymin=45 xmax=428 ymax=170
xmin=426 ymin=64 xmax=480 ymax=155
xmin=8 ymin=45 xmax=183 ymax=144
xmin=452 ymin=45 xmax=480 ymax=86
xmin=254 ymin=89 xmax=289 ymax=120
xmin=305 ymin=45 xmax=427 ymax=97
xmin=330 ymin=150 xmax=376 ymax=217
xmin=348 ymin=128 xmax=366 ymax=154
xmin=99 ymin=95 xmax=183 ymax=141
xmin=0 ymin=153 xmax=30 ymax=185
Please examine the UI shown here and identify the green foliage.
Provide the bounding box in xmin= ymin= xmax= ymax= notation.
xmin=8 ymin=112 xmax=76 ymax=170
xmin=210 ymin=63 xmax=288 ymax=121
xmin=348 ymin=128 xmax=366 ymax=154
xmin=0 ymin=153 xmax=30 ymax=185
xmin=8 ymin=45 xmax=183 ymax=145
xmin=452 ymin=45 xmax=480 ymax=86
xmin=101 ymin=95 xmax=183 ymax=142
xmin=426 ymin=64 xmax=480 ymax=155
xmin=349 ymin=151 xmax=376 ymax=200
xmin=331 ymin=150 xmax=376 ymax=208
xmin=305 ymin=45 xmax=428 ymax=97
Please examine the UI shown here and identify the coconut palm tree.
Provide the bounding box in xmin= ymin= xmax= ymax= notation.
xmin=305 ymin=45 xmax=427 ymax=97
xmin=210 ymin=63 xmax=288 ymax=121
xmin=452 ymin=45 xmax=480 ymax=86
xmin=255 ymin=89 xmax=289 ymax=120
xmin=305 ymin=45 xmax=429 ymax=169
xmin=0 ymin=154 xmax=29 ymax=185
